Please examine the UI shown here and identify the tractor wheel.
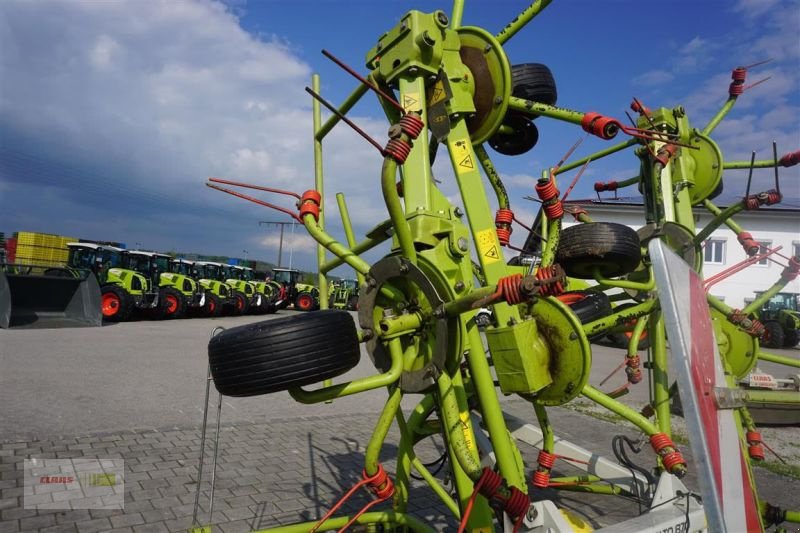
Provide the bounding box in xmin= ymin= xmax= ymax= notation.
xmin=556 ymin=291 xmax=612 ymax=325
xmin=208 ymin=310 xmax=361 ymax=397
xmin=607 ymin=303 xmax=651 ymax=350
xmin=101 ymin=285 xmax=133 ymax=322
xmin=205 ymin=293 xmax=223 ymax=317
xmin=762 ymin=321 xmax=785 ymax=349
xmin=556 ymin=222 xmax=641 ymax=279
xmin=783 ymin=328 xmax=799 ymax=348
xmin=295 ymin=292 xmax=316 ymax=312
xmin=347 ymin=295 xmax=359 ymax=311
xmin=161 ymin=287 xmax=186 ymax=319
xmin=511 ymin=63 xmax=558 ymax=109
xmin=230 ymin=291 xmax=249 ymax=316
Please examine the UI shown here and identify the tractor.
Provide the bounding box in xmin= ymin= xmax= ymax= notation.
xmin=330 ymin=278 xmax=359 ymax=310
xmin=170 ymin=259 xmax=224 ymax=317
xmin=193 ymin=261 xmax=245 ymax=316
xmin=272 ymin=267 xmax=319 ymax=311
xmin=67 ymin=243 xmax=159 ymax=322
xmin=120 ymin=250 xmax=200 ymax=320
xmin=757 ymin=291 xmax=800 ymax=348
xmin=220 ymin=264 xmax=270 ymax=314
xmin=230 ymin=265 xmax=279 ymax=314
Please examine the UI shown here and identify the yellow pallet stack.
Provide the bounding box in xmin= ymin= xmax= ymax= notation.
xmin=13 ymin=231 xmax=76 ymax=267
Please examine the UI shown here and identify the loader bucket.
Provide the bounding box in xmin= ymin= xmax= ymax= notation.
xmin=0 ymin=266 xmax=102 ymax=329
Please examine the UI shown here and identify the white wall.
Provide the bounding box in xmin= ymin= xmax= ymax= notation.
xmin=563 ymin=205 xmax=800 ymax=309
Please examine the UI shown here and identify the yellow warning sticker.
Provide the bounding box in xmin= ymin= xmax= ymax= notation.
xmin=476 ymin=228 xmax=500 ymax=264
xmin=402 ymin=93 xmax=420 ymax=112
xmin=459 ymin=412 xmax=476 ymax=452
xmin=427 ymin=80 xmax=447 ymax=106
xmin=451 ymin=138 xmax=475 ymax=174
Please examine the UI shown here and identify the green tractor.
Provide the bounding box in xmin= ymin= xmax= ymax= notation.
xmin=220 ymin=264 xmax=271 ymax=314
xmin=757 ymin=292 xmax=800 ymax=348
xmin=170 ymin=259 xmax=223 ymax=317
xmin=229 ymin=265 xmax=279 ymax=314
xmin=193 ymin=261 xmax=246 ymax=316
xmin=272 ymin=267 xmax=319 ymax=311
xmin=64 ymin=243 xmax=159 ymax=322
xmin=330 ymin=278 xmax=359 ymax=310
xmin=121 ymin=250 xmax=202 ymax=320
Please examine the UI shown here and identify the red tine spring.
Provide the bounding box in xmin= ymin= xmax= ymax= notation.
xmin=535 ymin=265 xmax=565 ymax=296
xmin=498 ymin=274 xmax=524 ymax=305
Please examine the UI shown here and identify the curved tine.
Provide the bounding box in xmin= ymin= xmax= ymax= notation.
xmin=208 ymin=177 xmax=301 ymax=200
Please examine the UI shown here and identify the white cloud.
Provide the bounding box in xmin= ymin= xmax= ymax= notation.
xmin=734 ymin=0 xmax=782 ymax=16
xmin=633 ymin=69 xmax=675 ymax=87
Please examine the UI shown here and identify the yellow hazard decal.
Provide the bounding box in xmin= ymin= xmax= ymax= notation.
xmin=450 ymin=138 xmax=475 ymax=174
xmin=427 ymin=80 xmax=447 ymax=106
xmin=476 ymin=228 xmax=500 ymax=264
xmin=402 ymin=92 xmax=420 ymax=112
xmin=459 ymin=412 xmax=476 ymax=452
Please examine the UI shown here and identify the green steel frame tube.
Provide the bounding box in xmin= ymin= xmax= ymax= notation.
xmin=450 ymin=0 xmax=464 ymax=29
xmin=546 ymin=479 xmax=626 ymax=496
xmin=707 ymin=293 xmax=734 ymax=316
xmin=320 ymin=233 xmax=388 ymax=274
xmin=495 ymin=0 xmax=554 ymax=45
xmin=581 ymin=299 xmax=655 ymax=340
xmin=627 ymin=312 xmax=650 ymax=355
xmin=695 ymin=200 xmax=747 ymax=245
xmin=539 ymin=217 xmax=561 ymax=267
xmin=593 ymin=270 xmax=655 ymax=292
xmin=724 ymin=159 xmax=782 ymax=170
xmin=288 ymin=338 xmax=403 ymax=403
xmin=465 ymin=326 xmax=527 ymax=490
xmin=382 ymin=156 xmax=418 ymax=264
xmin=508 ymin=96 xmax=584 ymax=125
xmin=394 ymin=396 xmax=434 ymax=516
xmin=443 ymin=286 xmax=498 ymax=318
xmin=474 ymin=144 xmax=509 ymax=209
xmin=582 ymin=385 xmax=659 ymax=436
xmin=303 ymin=214 xmax=372 ymax=275
xmin=703 ymin=199 xmax=746 ymax=234
xmin=744 ymin=389 xmax=800 ymax=405
xmin=315 ymin=82 xmax=370 ymax=142
xmin=251 ymin=511 xmax=435 ymax=533
xmin=702 ymin=96 xmax=737 ymax=136
xmin=650 ymin=313 xmax=672 ymax=435
xmin=533 ymin=403 xmax=554 ymax=453
xmin=437 ymin=371 xmax=482 ymax=481
xmin=757 ymin=351 xmax=800 ymax=369
xmin=554 ymin=139 xmax=638 ymax=175
xmin=336 ymin=192 xmax=366 ymax=286
xmin=785 ymin=509 xmax=800 ymax=523
xmin=312 ymin=75 xmax=329 ymax=311
xmin=365 ymin=384 xmax=403 ymax=475
xmin=743 ymin=278 xmax=792 ymax=316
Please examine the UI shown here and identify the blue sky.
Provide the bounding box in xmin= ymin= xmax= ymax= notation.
xmin=1 ymin=0 xmax=798 ymax=273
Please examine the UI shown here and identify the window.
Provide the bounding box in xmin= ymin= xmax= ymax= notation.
xmin=756 ymin=240 xmax=772 ymax=266
xmin=703 ymin=239 xmax=726 ymax=264
xmin=793 ymin=241 xmax=800 ymax=258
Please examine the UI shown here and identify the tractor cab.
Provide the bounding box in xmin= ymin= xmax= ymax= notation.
xmin=66 ymin=242 xmax=123 ymax=283
xmin=330 ymin=278 xmax=360 ymax=310
xmin=756 ymin=291 xmax=800 ymax=348
xmin=170 ymin=258 xmax=198 ymax=278
xmin=221 ymin=264 xmax=263 ymax=313
xmin=272 ymin=267 xmax=301 ymax=287
xmin=122 ymin=250 xmax=168 ymax=283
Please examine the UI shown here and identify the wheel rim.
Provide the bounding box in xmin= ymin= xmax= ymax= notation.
xmin=298 ymin=295 xmax=313 ymax=310
xmin=102 ymin=293 xmax=119 ymax=317
xmin=208 ymin=299 xmax=216 ymax=314
xmin=236 ymin=296 xmax=244 ymax=310
xmin=165 ymin=294 xmax=178 ymax=314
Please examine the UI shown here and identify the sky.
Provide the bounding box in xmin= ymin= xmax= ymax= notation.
xmin=1 ymin=0 xmax=798 ymax=274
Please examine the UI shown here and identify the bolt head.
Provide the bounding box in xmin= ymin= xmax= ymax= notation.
xmin=454 ymin=281 xmax=465 ymax=292
xmin=457 ymin=237 xmax=469 ymax=252
xmin=454 ymin=207 xmax=464 ymax=217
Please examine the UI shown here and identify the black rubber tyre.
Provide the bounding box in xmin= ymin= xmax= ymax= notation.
xmin=295 ymin=292 xmax=316 ymax=312
xmin=783 ymin=328 xmax=799 ymax=348
xmin=607 ymin=303 xmax=651 ymax=350
xmin=101 ymin=285 xmax=133 ymax=322
xmin=161 ymin=287 xmax=186 ymax=319
xmin=488 ymin=113 xmax=539 ymax=156
xmin=556 ymin=222 xmax=641 ymax=279
xmin=557 ymin=291 xmax=612 ymax=325
xmin=762 ymin=321 xmax=784 ymax=349
xmin=204 ymin=293 xmax=223 ymax=317
xmin=347 ymin=295 xmax=359 ymax=311
xmin=511 ymin=63 xmax=558 ymax=108
xmin=230 ymin=290 xmax=249 ymax=316
xmin=208 ymin=310 xmax=361 ymax=397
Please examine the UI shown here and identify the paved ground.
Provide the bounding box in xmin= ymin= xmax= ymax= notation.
xmin=1 ymin=312 xmax=798 ymax=532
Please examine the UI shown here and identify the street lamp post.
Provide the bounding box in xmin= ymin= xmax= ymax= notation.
xmin=259 ymin=221 xmax=295 ymax=268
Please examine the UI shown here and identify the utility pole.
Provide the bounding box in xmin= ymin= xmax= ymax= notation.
xmin=259 ymin=221 xmax=294 ymax=267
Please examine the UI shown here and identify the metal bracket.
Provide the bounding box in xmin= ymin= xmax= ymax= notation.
xmin=713 ymin=387 xmax=748 ymax=409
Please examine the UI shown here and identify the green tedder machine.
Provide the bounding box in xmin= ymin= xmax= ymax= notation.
xmin=201 ymin=1 xmax=800 ymax=531
xmin=272 ymin=267 xmax=319 ymax=311
xmin=757 ymin=291 xmax=800 ymax=348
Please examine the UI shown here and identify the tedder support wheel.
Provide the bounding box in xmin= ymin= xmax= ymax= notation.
xmin=511 ymin=63 xmax=558 ymax=108
xmin=784 ymin=328 xmax=799 ymax=348
xmin=205 ymin=293 xmax=223 ymax=317
xmin=762 ymin=321 xmax=784 ymax=349
xmin=101 ymin=285 xmax=132 ymax=322
xmin=230 ymin=291 xmax=249 ymax=316
xmin=556 ymin=222 xmax=641 ymax=279
xmin=295 ymin=292 xmax=316 ymax=312
xmin=208 ymin=310 xmax=360 ymax=397
xmin=161 ymin=287 xmax=186 ymax=319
